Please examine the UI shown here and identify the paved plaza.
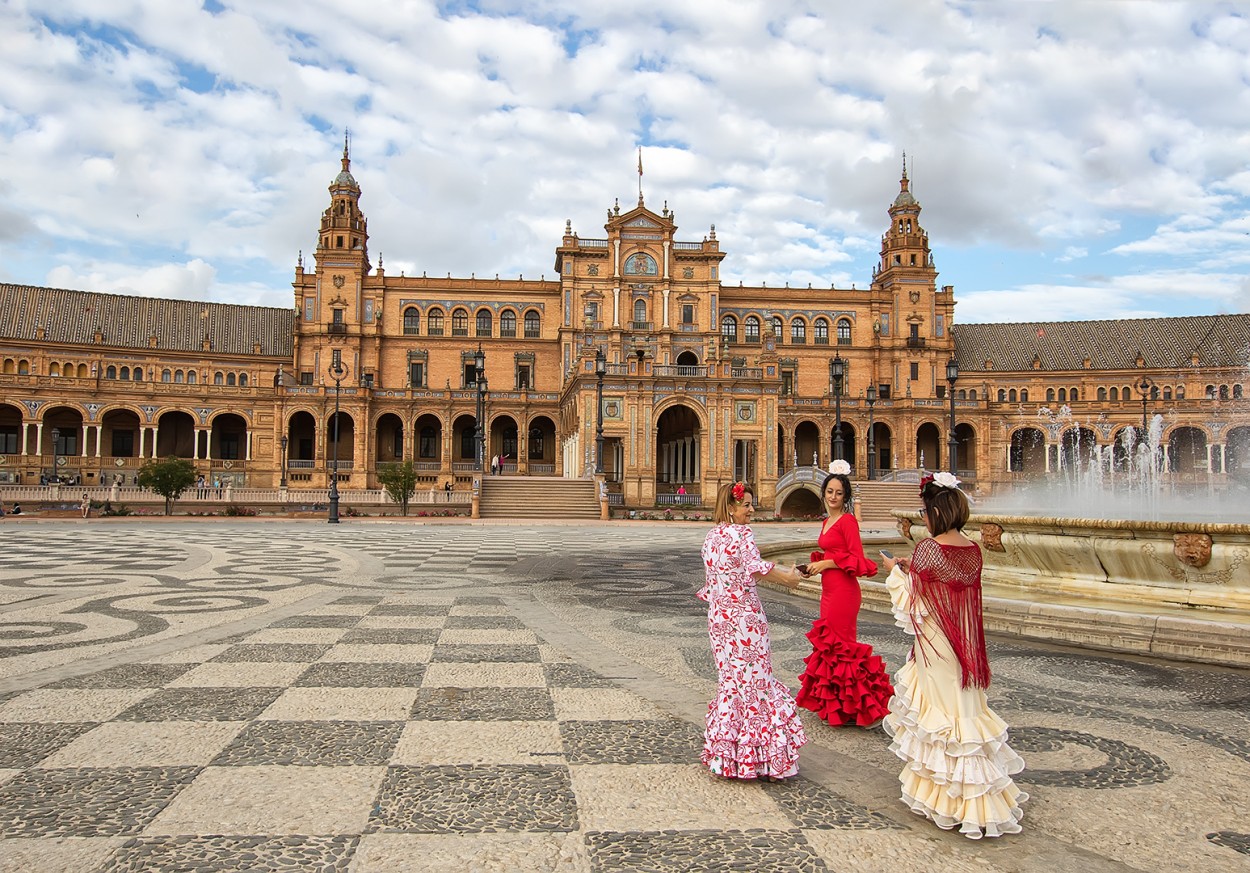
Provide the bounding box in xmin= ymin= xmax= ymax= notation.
xmin=0 ymin=519 xmax=1247 ymax=872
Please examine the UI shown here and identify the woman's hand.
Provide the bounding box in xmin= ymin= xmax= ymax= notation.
xmin=881 ymin=554 xmax=908 ymax=573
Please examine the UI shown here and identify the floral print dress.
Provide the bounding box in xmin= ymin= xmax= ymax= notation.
xmin=698 ymin=523 xmax=808 ymax=779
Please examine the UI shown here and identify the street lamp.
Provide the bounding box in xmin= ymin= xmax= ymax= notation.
xmin=595 ymin=348 xmax=606 ymax=473
xmin=946 ymin=355 xmax=959 ymax=474
xmin=279 ymin=434 xmax=288 ymax=488
xmin=50 ymin=427 xmax=60 ymax=485
xmin=473 ymin=344 xmax=486 ymax=471
xmin=865 ymin=385 xmax=877 ymax=481
xmin=832 ymin=352 xmax=845 ymax=462
xmin=1137 ymin=377 xmax=1153 ymax=438
xmin=327 ymin=351 xmax=348 ymax=524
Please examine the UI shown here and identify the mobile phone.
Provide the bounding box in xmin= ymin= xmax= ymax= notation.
xmin=795 ymin=563 xmax=810 ymax=576
xmin=879 ymin=549 xmax=894 ymax=560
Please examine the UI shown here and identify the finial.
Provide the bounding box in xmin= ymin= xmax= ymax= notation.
xmin=901 ymin=150 xmax=907 ymax=179
xmin=378 ymin=253 xmax=383 ymax=269
xmin=709 ymin=223 xmax=716 ymax=240
xmin=342 ymin=128 xmax=351 ymax=172
xmin=297 ymin=250 xmax=303 ymax=267
xmin=637 ymin=147 xmax=644 ymax=206
xmin=565 ymin=218 xmax=572 ymax=234
xmin=614 ymin=197 xmax=620 ymax=215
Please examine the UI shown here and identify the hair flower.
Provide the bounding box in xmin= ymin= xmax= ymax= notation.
xmin=828 ymin=459 xmax=851 ymax=475
xmin=731 ymin=481 xmax=745 ymax=502
xmin=932 ymin=471 xmax=961 ymax=489
xmin=918 ymin=472 xmax=935 ymax=496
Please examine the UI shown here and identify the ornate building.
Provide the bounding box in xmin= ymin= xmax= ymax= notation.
xmin=2 ymin=145 xmax=1247 ymax=508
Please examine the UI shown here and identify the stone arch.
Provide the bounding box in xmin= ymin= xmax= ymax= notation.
xmin=375 ymin=412 xmax=404 ymax=463
xmin=490 ymin=413 xmax=519 ymax=468
xmin=656 ymin=403 xmax=703 ymax=488
xmin=526 ymin=414 xmax=557 ymax=466
xmin=1060 ymin=426 xmax=1098 ymax=475
xmin=916 ymin=422 xmax=941 ymax=472
xmin=414 ymin=413 xmax=443 ymax=463
xmin=101 ymin=408 xmax=142 ymax=460
xmin=1009 ymin=427 xmax=1046 ymax=473
xmin=287 ymin=411 xmax=318 ymax=464
xmin=325 ymin=410 xmax=356 ymax=467
xmin=156 ymin=409 xmax=196 ymax=458
xmin=1226 ymin=426 xmax=1250 ymax=480
xmin=793 ymin=419 xmax=820 ymax=467
xmin=1167 ymin=426 xmax=1208 ymax=475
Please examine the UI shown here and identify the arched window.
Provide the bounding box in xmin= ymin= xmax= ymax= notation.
xmin=721 ymin=315 xmax=738 ymax=343
xmin=500 ymin=310 xmax=517 ymax=337
xmin=1206 ymin=384 xmax=1217 ymax=399
xmin=106 ymin=365 xmax=117 ymax=379
xmin=133 ymin=368 xmax=142 ymax=382
xmin=1009 ymin=389 xmax=1017 ymax=402
xmin=1058 ymin=388 xmax=1067 ymax=402
xmin=998 ymin=389 xmax=1007 ymax=402
xmin=814 ymin=318 xmax=829 ymax=345
xmin=17 ymin=359 xmax=29 ymax=375
xmin=452 ymin=308 xmax=469 ymax=336
xmin=403 ymin=307 xmax=420 ymax=335
xmin=1070 ymin=387 xmax=1079 ymax=401
xmin=790 ymin=319 xmax=807 ymax=344
xmin=1219 ymin=384 xmax=1230 ymax=400
xmin=1109 ymin=387 xmax=1118 ymax=401
xmin=744 ymin=316 xmax=761 ymax=343
xmin=119 ymin=366 xmax=131 ymax=380
xmin=836 ymin=318 xmax=852 ymax=345
xmin=1045 ymin=388 xmax=1054 ymax=402
xmin=1098 ymin=387 xmax=1107 ymax=401
xmin=226 ymin=373 xmax=236 ymax=386
xmin=523 ymin=310 xmax=541 ymax=338
xmin=1123 ymin=385 xmax=1131 ymax=398
xmin=49 ymin=363 xmax=61 ymax=377
xmin=174 ymin=370 xmax=184 ymax=383
xmin=162 ymin=369 xmax=171 ymax=382
xmin=1150 ymin=385 xmax=1159 ymax=400
xmin=188 ymin=371 xmax=197 ymax=384
xmin=475 ymin=309 xmax=492 ymax=337
xmin=633 ymin=299 xmax=648 ymax=326
xmin=1163 ymin=387 xmax=1172 ymax=400
xmin=770 ymin=316 xmax=783 ymax=341
xmin=1176 ymin=385 xmax=1185 ymax=399
xmin=427 ymin=309 xmax=444 ymax=336
xmin=1234 ymin=385 xmax=1244 ymax=399
xmin=214 ymin=372 xmax=224 ymax=385
xmin=239 ymin=373 xmax=248 ymax=387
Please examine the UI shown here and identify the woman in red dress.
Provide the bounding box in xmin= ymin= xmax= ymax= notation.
xmin=795 ymin=470 xmax=894 ymax=726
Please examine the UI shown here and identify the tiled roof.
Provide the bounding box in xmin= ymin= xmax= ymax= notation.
xmin=953 ymin=314 xmax=1250 ymax=372
xmin=0 ymin=284 xmax=294 ymax=358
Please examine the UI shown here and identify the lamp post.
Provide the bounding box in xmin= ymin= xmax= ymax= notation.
xmin=327 ymin=351 xmax=347 ymax=524
xmin=279 ymin=435 xmax=288 ymax=488
xmin=832 ymin=352 xmax=845 ymax=462
xmin=50 ymin=427 xmax=60 ymax=485
xmin=1137 ymin=377 xmax=1152 ymax=437
xmin=594 ymin=348 xmax=606 ymax=474
xmin=473 ymin=344 xmax=486 ymax=471
xmin=865 ymin=385 xmax=877 ymax=481
xmin=946 ymin=355 xmax=959 ymax=474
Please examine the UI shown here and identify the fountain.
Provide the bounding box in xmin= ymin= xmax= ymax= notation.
xmin=890 ymin=403 xmax=1250 ymax=666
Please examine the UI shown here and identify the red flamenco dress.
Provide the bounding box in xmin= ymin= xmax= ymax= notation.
xmin=796 ymin=513 xmax=894 ymax=726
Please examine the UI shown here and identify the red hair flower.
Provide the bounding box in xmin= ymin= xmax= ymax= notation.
xmin=731 ymin=481 xmax=745 ymax=502
xmin=918 ymin=472 xmax=935 ymax=497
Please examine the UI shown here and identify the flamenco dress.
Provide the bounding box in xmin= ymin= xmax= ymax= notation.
xmin=882 ymin=537 xmax=1027 ymax=838
xmin=698 ymin=523 xmax=808 ymax=779
xmin=795 ymin=513 xmax=894 ymax=726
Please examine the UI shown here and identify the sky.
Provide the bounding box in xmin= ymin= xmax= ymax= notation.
xmin=1 ymin=0 xmax=1248 ymax=326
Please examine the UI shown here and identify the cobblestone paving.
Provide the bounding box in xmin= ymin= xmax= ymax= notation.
xmin=0 ymin=521 xmax=1246 ymax=872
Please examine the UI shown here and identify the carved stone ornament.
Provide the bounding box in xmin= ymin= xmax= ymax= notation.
xmin=897 ymin=515 xmax=913 ymax=542
xmin=909 ymin=288 xmax=920 ymax=303
xmin=1173 ymin=533 xmax=1212 ymax=569
xmin=333 ymin=275 xmax=345 ymax=288
xmin=980 ymin=522 xmax=1005 ymax=553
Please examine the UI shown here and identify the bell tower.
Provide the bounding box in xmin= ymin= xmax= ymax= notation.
xmin=314 ymin=132 xmax=370 ymax=274
xmin=874 ymin=155 xmax=934 ymax=283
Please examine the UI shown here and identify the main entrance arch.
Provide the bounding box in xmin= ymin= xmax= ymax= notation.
xmin=656 ymin=404 xmax=701 ymax=491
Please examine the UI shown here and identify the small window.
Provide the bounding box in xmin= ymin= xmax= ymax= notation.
xmin=119 ymin=366 xmax=130 ymax=381
xmin=1046 ymin=388 xmax=1055 ymax=402
xmin=720 ymin=315 xmax=738 ymax=343
xmin=452 ymin=309 xmax=469 ymax=336
xmin=1070 ymin=387 xmax=1079 ymax=401
xmin=500 ymin=310 xmax=517 ymax=338
xmin=1058 ymin=388 xmax=1067 ymax=402
xmin=1163 ymin=387 xmax=1172 ymax=400
xmin=239 ymin=373 xmax=248 ymax=387
xmin=910 ymin=363 xmax=919 ymax=381
xmin=634 ymin=299 xmax=648 ymax=326
xmin=814 ymin=318 xmax=829 ymax=345
xmin=998 ymin=389 xmax=1007 ymax=402
xmin=106 ymin=365 xmax=117 ymax=379
xmin=476 ymin=309 xmax=492 ymax=337
xmin=226 ymin=373 xmax=236 ymax=386
xmin=188 ymin=371 xmax=197 ymax=384
xmin=836 ymin=319 xmax=852 ymax=346
xmin=162 ymin=369 xmax=172 ymax=383
xmin=790 ymin=319 xmax=806 ymax=345
xmin=1009 ymin=388 xmax=1017 ymax=402
xmin=1098 ymin=387 xmax=1107 ymax=401
xmin=1219 ymin=384 xmax=1230 ymax=400
xmin=1109 ymin=387 xmax=1118 ymax=401
xmin=524 ymin=310 xmax=541 ymax=338
xmin=682 ymin=304 xmax=694 ymax=325
xmin=409 ymin=362 xmax=425 ymax=388
xmin=517 ymin=365 xmax=531 ymax=391
xmin=771 ymin=316 xmax=783 ymax=341
xmin=1234 ymin=385 xmax=1243 ymax=399
xmin=744 ymin=316 xmax=761 ymax=343
xmin=214 ymin=372 xmax=224 ymax=385
xmin=403 ymin=307 xmax=420 ymax=335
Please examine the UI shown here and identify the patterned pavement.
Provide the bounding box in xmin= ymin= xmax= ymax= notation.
xmin=0 ymin=520 xmax=1247 ymax=872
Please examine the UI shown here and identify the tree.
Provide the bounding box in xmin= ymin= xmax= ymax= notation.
xmin=137 ymin=457 xmax=198 ymax=515
xmin=377 ymin=460 xmax=418 ymax=516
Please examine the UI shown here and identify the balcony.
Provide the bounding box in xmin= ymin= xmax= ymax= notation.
xmin=731 ymin=367 xmax=764 ymax=379
xmin=630 ymin=321 xmax=653 ymax=332
xmin=906 ymin=336 xmax=926 ymax=349
xmin=653 ymin=365 xmax=708 ymax=378
xmin=326 ymin=322 xmax=347 ymax=335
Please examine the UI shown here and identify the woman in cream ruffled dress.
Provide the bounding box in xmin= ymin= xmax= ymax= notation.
xmin=880 ymin=472 xmax=1027 ymax=839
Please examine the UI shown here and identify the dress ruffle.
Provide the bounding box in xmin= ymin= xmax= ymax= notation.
xmin=883 ymin=565 xmax=1027 ymax=839
xmin=703 ymin=679 xmax=807 ymax=779
xmin=795 ymin=617 xmax=894 ymax=726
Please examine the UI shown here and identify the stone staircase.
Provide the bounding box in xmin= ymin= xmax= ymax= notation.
xmin=854 ymin=481 xmax=917 ymax=525
xmin=478 ymin=476 xmax=602 ymax=519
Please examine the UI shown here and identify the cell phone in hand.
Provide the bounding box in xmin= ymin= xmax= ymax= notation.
xmin=795 ymin=564 xmax=810 ymax=576
xmin=879 ymin=549 xmax=894 ymax=560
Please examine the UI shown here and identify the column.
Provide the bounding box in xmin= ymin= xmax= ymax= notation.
xmin=95 ymin=425 xmax=103 ymax=457
xmin=193 ymin=429 xmax=202 ymax=460
xmin=35 ymin=422 xmax=44 ymax=457
xmin=245 ymin=430 xmax=252 ymax=461
xmin=22 ymin=422 xmax=32 ymax=456
xmin=613 ymin=239 xmax=621 ymax=278
xmin=661 ymin=288 xmax=670 ymax=329
xmin=80 ymin=424 xmax=88 ymax=457
xmin=662 ymin=240 xmax=670 ymax=279
xmin=613 ymin=286 xmax=621 ymax=328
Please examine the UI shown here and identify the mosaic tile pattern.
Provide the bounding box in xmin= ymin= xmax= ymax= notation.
xmin=561 ymin=719 xmax=703 ymax=765
xmin=411 ymin=687 xmax=556 ymax=721
xmin=100 ymin=834 xmax=361 ymax=872
xmin=213 ymin=720 xmax=405 ymax=766
xmin=583 ymin=829 xmax=828 ymax=872
xmin=0 ymin=766 xmax=198 ymax=837
xmin=370 ymin=765 xmax=579 ymax=833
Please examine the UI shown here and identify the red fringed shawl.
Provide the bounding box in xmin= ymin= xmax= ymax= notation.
xmin=909 ymin=538 xmax=991 ymax=689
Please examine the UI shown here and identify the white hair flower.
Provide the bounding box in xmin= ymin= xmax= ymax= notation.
xmin=932 ymin=471 xmax=961 ymax=489
xmin=828 ymin=459 xmax=851 ymax=475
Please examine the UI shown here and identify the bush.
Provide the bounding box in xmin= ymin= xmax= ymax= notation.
xmin=223 ymin=503 xmax=258 ymax=517
xmin=100 ymin=502 xmax=133 ymax=517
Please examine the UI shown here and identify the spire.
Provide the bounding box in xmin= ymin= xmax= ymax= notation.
xmin=901 ymin=150 xmax=907 ymax=181
xmin=637 ymin=147 xmax=644 ymax=207
xmin=342 ymin=129 xmax=351 ymax=173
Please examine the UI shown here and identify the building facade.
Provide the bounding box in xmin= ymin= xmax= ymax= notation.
xmin=2 ymin=146 xmax=1248 ymax=508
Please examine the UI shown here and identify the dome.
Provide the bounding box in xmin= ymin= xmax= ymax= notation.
xmin=333 ymin=170 xmax=357 ymax=188
xmin=892 ymin=189 xmax=917 ymax=208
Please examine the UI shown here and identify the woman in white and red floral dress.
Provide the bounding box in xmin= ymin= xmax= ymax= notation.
xmin=698 ymin=481 xmax=808 ymax=780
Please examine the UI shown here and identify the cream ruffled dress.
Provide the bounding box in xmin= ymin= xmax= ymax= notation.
xmin=882 ymin=565 xmax=1028 ymax=838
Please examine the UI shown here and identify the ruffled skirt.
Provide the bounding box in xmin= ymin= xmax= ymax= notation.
xmin=795 ymin=617 xmax=894 ymax=726
xmin=703 ymin=677 xmax=807 ymax=779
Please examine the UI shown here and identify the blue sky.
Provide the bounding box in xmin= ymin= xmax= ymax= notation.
xmin=0 ymin=1 xmax=1247 ymax=324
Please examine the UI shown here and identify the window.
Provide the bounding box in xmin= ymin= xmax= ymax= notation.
xmin=463 ymin=363 xmax=477 ymax=388
xmin=500 ymin=310 xmax=517 ymax=337
xmin=219 ymin=433 xmax=240 ymax=460
xmin=771 ymin=316 xmax=783 ymax=341
xmin=528 ymin=427 xmax=545 ymax=458
xmin=1070 ymin=387 xmax=1079 ymax=401
xmin=814 ymin=318 xmax=829 ymax=345
xmin=720 ymin=315 xmax=738 ymax=343
xmin=1163 ymin=387 xmax=1172 ymax=400
xmin=119 ymin=366 xmax=131 ymax=381
xmin=409 ymin=362 xmax=425 ymax=387
xmin=633 ymin=299 xmax=647 ymax=326
xmin=1177 ymin=386 xmax=1185 ymax=399
xmin=781 ymin=372 xmax=794 ymax=395
xmin=105 ymin=365 xmax=117 ymax=379
xmin=419 ymin=426 xmax=438 ymax=458
xmin=188 ymin=371 xmax=197 ymax=384
xmin=1206 ymin=384 xmax=1217 ymax=399
xmin=226 ymin=373 xmax=236 ymax=386
xmin=524 ymin=310 xmax=541 ymax=338
xmin=682 ymin=304 xmax=694 ymax=325
xmin=517 ymin=365 xmax=531 ymax=391
xmin=0 ymin=426 xmax=17 ymax=454
xmin=1235 ymin=385 xmax=1244 ymax=399
xmin=476 ymin=309 xmax=492 ymax=337
xmin=332 ymin=309 xmax=344 ymax=326
xmin=1058 ymin=388 xmax=1067 ymax=402
xmin=744 ymin=316 xmax=760 ymax=343
xmin=174 ymin=370 xmax=184 ymax=383
xmin=403 ymin=307 xmax=420 ymax=335
xmin=937 ymin=385 xmax=946 ymax=400
xmin=790 ymin=319 xmax=806 ymax=345
xmin=452 ymin=309 xmax=469 ymax=336
xmin=1220 ymin=384 xmax=1230 ymax=400
xmin=304 ymin=297 xmax=315 ymax=321
xmin=427 ymin=309 xmax=444 ymax=336
xmin=935 ymin=314 xmax=945 ymax=338
xmin=1047 ymin=388 xmax=1055 ymax=402
xmin=877 ymin=384 xmax=891 ymax=400
xmin=239 ymin=373 xmax=248 ymax=387
xmin=836 ymin=319 xmax=852 ymax=346
xmin=1009 ymin=389 xmax=1017 ymax=402
xmin=1098 ymin=387 xmax=1107 ymax=401
xmin=998 ymin=389 xmax=1007 ymax=402
xmin=49 ymin=363 xmax=60 ymax=377
xmin=52 ymin=429 xmax=77 ymax=455
xmin=880 ymin=314 xmax=889 ymax=336
xmin=132 ymin=366 xmax=144 ymax=381
xmin=910 ymin=363 xmax=919 ymax=381
xmin=460 ymin=428 xmax=476 ymax=458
